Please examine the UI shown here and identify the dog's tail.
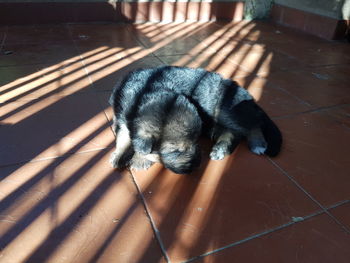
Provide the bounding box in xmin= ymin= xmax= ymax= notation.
xmin=257 ymin=105 xmax=282 ymax=157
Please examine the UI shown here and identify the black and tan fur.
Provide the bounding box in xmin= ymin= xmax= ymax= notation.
xmin=109 ymin=66 xmax=282 ymax=173
xmin=110 ymin=84 xmax=202 ymax=174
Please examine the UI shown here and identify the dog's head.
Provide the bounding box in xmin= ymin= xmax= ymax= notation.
xmin=159 ymin=142 xmax=201 ymax=174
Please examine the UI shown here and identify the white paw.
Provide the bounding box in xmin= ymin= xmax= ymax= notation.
xmin=210 ymin=148 xmax=227 ymax=160
xmin=250 ymin=145 xmax=267 ymax=155
xmin=130 ymin=156 xmax=153 ymax=170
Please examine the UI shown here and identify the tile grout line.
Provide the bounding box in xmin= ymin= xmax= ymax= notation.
xmin=0 ymin=26 xmax=8 ymax=52
xmin=268 ymin=158 xmax=350 ymax=234
xmin=65 ymin=24 xmax=97 ymax=90
xmin=0 ymin=146 xmax=113 ymax=169
xmin=0 ymin=58 xmax=82 ymax=68
xmin=128 ymin=169 xmax=171 ymax=263
xmin=65 ymin=24 xmax=116 ymax=136
xmin=270 ymin=84 xmax=312 ymax=107
xmin=183 ymin=210 xmax=325 ymax=263
xmin=113 ymin=25 xmax=173 ymax=261
xmin=125 ymin=23 xmax=160 ymax=59
xmin=326 ymin=199 xmax=350 ymax=210
xmin=271 ymin=102 xmax=350 ymax=120
xmin=325 ymin=199 xmax=350 ymax=233
xmin=306 ymin=62 xmax=350 ymax=69
xmin=109 ymin=23 xmax=169 ymax=261
xmin=1 ymin=25 xmax=114 ymax=171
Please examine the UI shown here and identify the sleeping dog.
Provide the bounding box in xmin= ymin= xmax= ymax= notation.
xmin=110 ymin=66 xmax=282 ymax=173
xmin=109 ymin=79 xmax=202 ymax=174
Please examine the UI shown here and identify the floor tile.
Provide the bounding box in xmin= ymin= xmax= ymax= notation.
xmin=195 ymin=214 xmax=350 ymax=263
xmin=213 ymin=21 xmax=350 ymax=67
xmin=233 ymin=21 xmax=325 ymax=48
xmin=329 ymin=203 xmax=350 ymax=230
xmin=245 ymin=24 xmax=350 ymax=67
xmin=192 ymin=21 xmax=248 ymax=42
xmin=131 ymin=22 xmax=204 ymax=48
xmin=212 ymin=21 xmax=265 ymax=43
xmin=132 ymin=22 xmax=214 ymax=57
xmin=0 ymin=42 xmax=79 ymax=67
xmin=0 ymin=64 xmax=46 ymax=88
xmin=0 ymin=149 xmax=164 ymax=263
xmin=272 ymin=41 xmax=350 ymax=67
xmin=0 ymin=92 xmax=114 ymax=166
xmin=97 ymin=91 xmax=114 ymax=124
xmin=83 ymin=54 xmax=164 ymax=91
xmin=229 ymin=48 xmax=304 ymax=76
xmin=271 ymin=111 xmax=350 ymax=207
xmin=214 ymin=20 xmax=301 ymax=45
xmin=323 ymin=104 xmax=350 ymax=129
xmin=267 ymin=67 xmax=350 ymax=108
xmin=0 ymin=61 xmax=92 ymax=103
xmin=73 ymin=36 xmax=152 ymax=72
xmin=0 ymin=26 xmax=7 ymax=44
xmin=202 ymin=38 xmax=304 ymax=76
xmin=68 ymin=24 xmax=141 ymax=47
xmin=5 ymin=25 xmax=72 ymax=44
xmin=152 ymin=36 xmax=203 ymax=56
xmin=307 ymin=64 xmax=350 ymax=84
xmin=183 ymin=22 xmax=224 ymax=42
xmin=132 ymin=146 xmax=319 ymax=262
xmin=157 ymin=53 xmax=250 ymax=79
xmin=200 ymin=35 xmax=265 ymax=57
xmin=237 ymin=76 xmax=311 ymax=117
xmin=129 ymin=23 xmax=183 ymax=43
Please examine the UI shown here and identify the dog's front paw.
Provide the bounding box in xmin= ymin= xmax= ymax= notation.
xmin=210 ymin=145 xmax=230 ymax=160
xmin=133 ymin=138 xmax=153 ymax=155
xmin=130 ymin=154 xmax=154 ymax=170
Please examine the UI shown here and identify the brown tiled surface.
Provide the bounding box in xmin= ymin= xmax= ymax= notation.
xmin=132 ymin=148 xmax=320 ymax=261
xmin=195 ymin=214 xmax=350 ymax=263
xmin=330 ymin=203 xmax=350 ymax=230
xmin=0 ymin=149 xmax=163 ymax=263
xmin=271 ymin=4 xmax=348 ymax=40
xmin=0 ymin=62 xmax=92 ymax=102
xmin=0 ymin=42 xmax=80 ymax=67
xmin=5 ymin=25 xmax=72 ymax=44
xmin=266 ymin=67 xmax=350 ymax=108
xmin=1 ymin=21 xmax=350 ymax=263
xmin=271 ymin=112 xmax=350 ymax=207
xmin=0 ymin=93 xmax=114 ymax=166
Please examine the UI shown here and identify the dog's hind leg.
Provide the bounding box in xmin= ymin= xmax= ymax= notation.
xmin=247 ymin=127 xmax=267 ymax=155
xmin=110 ymin=123 xmax=134 ymax=168
xmin=209 ymin=127 xmax=241 ymax=160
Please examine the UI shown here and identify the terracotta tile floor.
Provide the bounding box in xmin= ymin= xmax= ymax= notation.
xmin=0 ymin=21 xmax=349 ymax=263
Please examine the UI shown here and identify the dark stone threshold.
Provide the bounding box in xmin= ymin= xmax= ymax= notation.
xmin=0 ymin=2 xmax=245 ymax=24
